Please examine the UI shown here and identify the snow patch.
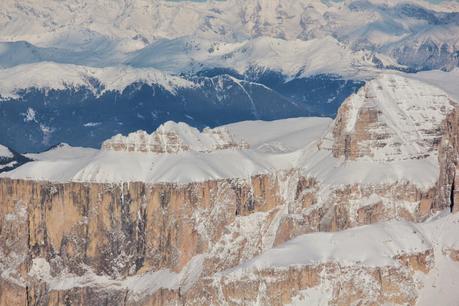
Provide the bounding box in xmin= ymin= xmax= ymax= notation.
xmin=23 ymin=107 xmax=36 ymax=122
xmin=28 ymin=255 xmax=205 ymax=301
xmin=0 ymin=145 xmax=13 ymax=159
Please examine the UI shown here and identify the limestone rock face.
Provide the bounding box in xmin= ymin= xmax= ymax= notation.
xmin=0 ymin=167 xmax=455 ymax=305
xmin=434 ymin=105 xmax=459 ymax=211
xmin=324 ymin=74 xmax=455 ymax=161
xmin=102 ymin=121 xmax=249 ymax=153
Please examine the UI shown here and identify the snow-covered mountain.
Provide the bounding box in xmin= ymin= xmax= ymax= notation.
xmin=1 ymin=74 xmax=453 ymax=186
xmin=0 ymin=63 xmax=363 ymax=152
xmin=1 ymin=0 xmax=457 ymax=71
xmin=0 ymin=62 xmax=196 ymax=99
xmin=1 ymin=0 xmax=458 ymax=79
xmin=1 ymin=74 xmax=459 ymax=304
xmin=0 ymin=0 xmax=457 ymax=152
xmin=1 ymin=1 xmax=459 ymax=304
xmin=321 ymin=74 xmax=455 ymax=161
xmin=102 ymin=121 xmax=249 ymax=154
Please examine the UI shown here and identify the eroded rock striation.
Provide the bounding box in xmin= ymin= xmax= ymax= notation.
xmin=102 ymin=121 xmax=249 ymax=154
xmin=322 ymin=74 xmax=455 ymax=161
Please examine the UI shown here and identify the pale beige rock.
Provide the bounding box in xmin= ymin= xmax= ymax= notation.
xmin=101 ymin=122 xmax=249 ymax=154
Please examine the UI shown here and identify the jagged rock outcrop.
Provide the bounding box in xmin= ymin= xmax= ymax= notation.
xmin=102 ymin=121 xmax=249 ymax=154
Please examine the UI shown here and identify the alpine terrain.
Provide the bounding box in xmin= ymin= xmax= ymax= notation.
xmin=0 ymin=0 xmax=459 ymax=305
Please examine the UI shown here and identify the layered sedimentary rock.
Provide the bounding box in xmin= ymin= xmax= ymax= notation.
xmin=102 ymin=121 xmax=249 ymax=153
xmin=324 ymin=74 xmax=455 ymax=161
xmin=1 ymin=173 xmax=456 ymax=306
xmin=1 ymin=74 xmax=459 ymax=305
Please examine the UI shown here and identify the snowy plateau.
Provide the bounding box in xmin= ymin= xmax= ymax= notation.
xmin=1 ymin=0 xmax=459 ymax=306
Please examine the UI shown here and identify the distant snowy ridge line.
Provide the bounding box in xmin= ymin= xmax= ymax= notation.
xmin=0 ymin=62 xmax=342 ymax=100
xmin=0 ymin=63 xmax=196 ymax=99
xmin=1 ymin=61 xmax=458 ymax=105
xmin=122 ymin=35 xmax=394 ymax=77
xmin=0 ymin=35 xmax=405 ymax=79
xmin=0 ymin=0 xmax=458 ymax=71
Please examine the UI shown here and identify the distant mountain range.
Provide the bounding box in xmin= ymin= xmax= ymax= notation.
xmin=0 ymin=0 xmax=458 ymax=151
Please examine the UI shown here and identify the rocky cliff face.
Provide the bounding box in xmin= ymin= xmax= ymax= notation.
xmin=326 ymin=75 xmax=455 ymax=161
xmin=1 ymin=74 xmax=459 ymax=305
xmin=0 ymin=172 xmax=453 ymax=306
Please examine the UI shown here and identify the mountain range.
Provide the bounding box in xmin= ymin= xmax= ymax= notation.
xmin=1 ymin=73 xmax=459 ymax=305
xmin=1 ymin=2 xmax=459 ymax=304
xmin=0 ymin=0 xmax=458 ymax=152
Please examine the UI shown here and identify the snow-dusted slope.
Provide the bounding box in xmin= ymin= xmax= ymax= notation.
xmin=225 ymin=210 xmax=459 ymax=306
xmin=24 ymin=143 xmax=98 ymax=161
xmin=0 ymin=62 xmax=195 ymax=99
xmin=406 ymin=68 xmax=459 ymax=101
xmin=0 ymin=0 xmax=457 ymax=79
xmin=224 ymin=117 xmax=331 ymax=152
xmin=0 ymin=144 xmax=29 ymax=172
xmin=231 ymin=213 xmax=444 ymax=271
xmin=3 ymin=143 xmax=98 ymax=181
xmin=125 ymin=35 xmax=377 ymax=77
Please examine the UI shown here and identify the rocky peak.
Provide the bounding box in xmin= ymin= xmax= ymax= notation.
xmin=322 ymin=74 xmax=456 ymax=161
xmin=101 ymin=121 xmax=249 ymax=154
